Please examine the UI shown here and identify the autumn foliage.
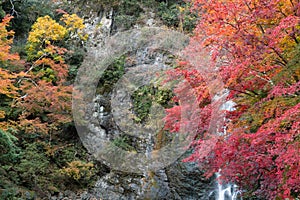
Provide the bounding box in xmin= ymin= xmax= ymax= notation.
xmin=0 ymin=13 xmax=86 ymax=134
xmin=0 ymin=15 xmax=23 ymax=128
xmin=164 ymin=0 xmax=300 ymax=199
xmin=0 ymin=7 xmax=96 ymax=196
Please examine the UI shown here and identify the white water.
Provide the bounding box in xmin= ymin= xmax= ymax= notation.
xmin=209 ymin=100 xmax=242 ymax=200
xmin=209 ymin=173 xmax=243 ymax=200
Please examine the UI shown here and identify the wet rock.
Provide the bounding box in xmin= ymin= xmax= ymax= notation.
xmin=91 ymin=170 xmax=175 ymax=200
xmin=139 ymin=170 xmax=173 ymax=200
xmin=166 ymin=156 xmax=215 ymax=200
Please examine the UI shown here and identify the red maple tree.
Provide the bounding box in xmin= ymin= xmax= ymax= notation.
xmin=164 ymin=0 xmax=300 ymax=198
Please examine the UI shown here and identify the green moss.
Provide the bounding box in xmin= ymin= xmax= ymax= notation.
xmin=132 ymin=84 xmax=174 ymax=123
xmin=97 ymin=55 xmax=126 ymax=95
xmin=112 ymin=135 xmax=136 ymax=152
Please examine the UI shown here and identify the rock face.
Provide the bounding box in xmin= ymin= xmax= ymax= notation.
xmin=89 ymin=158 xmax=214 ymax=200
xmin=167 ymin=159 xmax=215 ymax=200
xmin=63 ymin=0 xmax=114 ymax=47
xmin=71 ymin=4 xmax=215 ymax=200
xmin=79 ymin=44 xmax=215 ymax=200
xmin=92 ymin=170 xmax=173 ymax=200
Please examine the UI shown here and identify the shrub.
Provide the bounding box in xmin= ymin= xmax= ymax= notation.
xmin=0 ymin=129 xmax=19 ymax=165
xmin=59 ymin=160 xmax=95 ymax=183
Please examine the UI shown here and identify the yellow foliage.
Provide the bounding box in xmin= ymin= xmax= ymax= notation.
xmin=61 ymin=13 xmax=88 ymax=41
xmin=0 ymin=110 xmax=5 ymax=119
xmin=61 ymin=13 xmax=84 ymax=31
xmin=26 ymin=14 xmax=87 ymax=61
xmin=26 ymin=15 xmax=68 ymax=60
xmin=277 ymin=0 xmax=295 ymax=16
xmin=60 ymin=160 xmax=94 ymax=181
xmin=28 ymin=15 xmax=67 ymax=43
xmin=279 ymin=36 xmax=297 ymax=59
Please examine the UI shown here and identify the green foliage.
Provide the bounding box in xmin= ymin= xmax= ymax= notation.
xmin=40 ymin=67 xmax=56 ymax=82
xmin=239 ymin=96 xmax=300 ymax=133
xmin=182 ymin=12 xmax=198 ymax=33
xmin=66 ymin=49 xmax=85 ymax=80
xmin=0 ymin=187 xmax=25 ymax=200
xmin=132 ymin=84 xmax=174 ymax=123
xmin=97 ymin=55 xmax=126 ymax=95
xmin=1 ymin=0 xmax=56 ymax=38
xmin=114 ymin=15 xmax=138 ymax=30
xmin=273 ymin=44 xmax=300 ymax=85
xmin=0 ymin=128 xmax=102 ymax=197
xmin=0 ymin=10 xmax=98 ymax=197
xmin=158 ymin=3 xmax=179 ymax=27
xmin=63 ymin=0 xmax=120 ymax=11
xmin=112 ymin=135 xmax=136 ymax=152
xmin=10 ymin=38 xmax=28 ymax=59
xmin=157 ymin=1 xmax=197 ymax=32
xmin=48 ymin=141 xmax=89 ymax=166
xmin=113 ymin=0 xmax=144 ymax=31
xmin=0 ymin=94 xmax=21 ymax=124
xmin=0 ymin=0 xmax=200 ymax=198
xmin=0 ymin=129 xmax=19 ymax=165
xmin=59 ymin=160 xmax=95 ymax=183
xmin=110 ymin=0 xmax=197 ymax=32
xmin=0 ymin=5 xmax=5 ymax=19
xmin=15 ymin=143 xmax=50 ymax=186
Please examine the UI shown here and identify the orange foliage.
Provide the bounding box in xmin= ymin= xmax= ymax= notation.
xmin=0 ymin=14 xmax=79 ymax=135
xmin=0 ymin=15 xmax=19 ymax=62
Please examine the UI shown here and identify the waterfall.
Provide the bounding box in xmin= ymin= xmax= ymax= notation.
xmin=207 ymin=100 xmax=242 ymax=200
xmin=209 ymin=173 xmax=243 ymax=200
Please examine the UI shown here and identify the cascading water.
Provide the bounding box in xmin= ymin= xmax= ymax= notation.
xmin=207 ymin=99 xmax=243 ymax=200
xmin=209 ymin=172 xmax=243 ymax=200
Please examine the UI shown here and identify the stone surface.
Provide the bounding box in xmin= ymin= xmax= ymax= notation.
xmin=167 ymin=157 xmax=215 ymax=200
xmin=66 ymin=3 xmax=216 ymax=200
xmin=80 ymin=39 xmax=215 ymax=200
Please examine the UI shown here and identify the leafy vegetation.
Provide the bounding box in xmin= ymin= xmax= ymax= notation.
xmin=112 ymin=135 xmax=136 ymax=152
xmin=59 ymin=160 xmax=95 ymax=183
xmin=0 ymin=8 xmax=99 ymax=198
xmin=132 ymin=84 xmax=174 ymax=123
xmin=157 ymin=1 xmax=197 ymax=32
xmin=164 ymin=0 xmax=300 ymax=199
xmin=0 ymin=0 xmax=192 ymax=198
xmin=113 ymin=0 xmax=144 ymax=31
xmin=1 ymin=0 xmax=299 ymax=199
xmin=96 ymin=55 xmax=126 ymax=95
xmin=1 ymin=0 xmax=56 ymax=39
xmin=0 ymin=129 xmax=20 ymax=165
